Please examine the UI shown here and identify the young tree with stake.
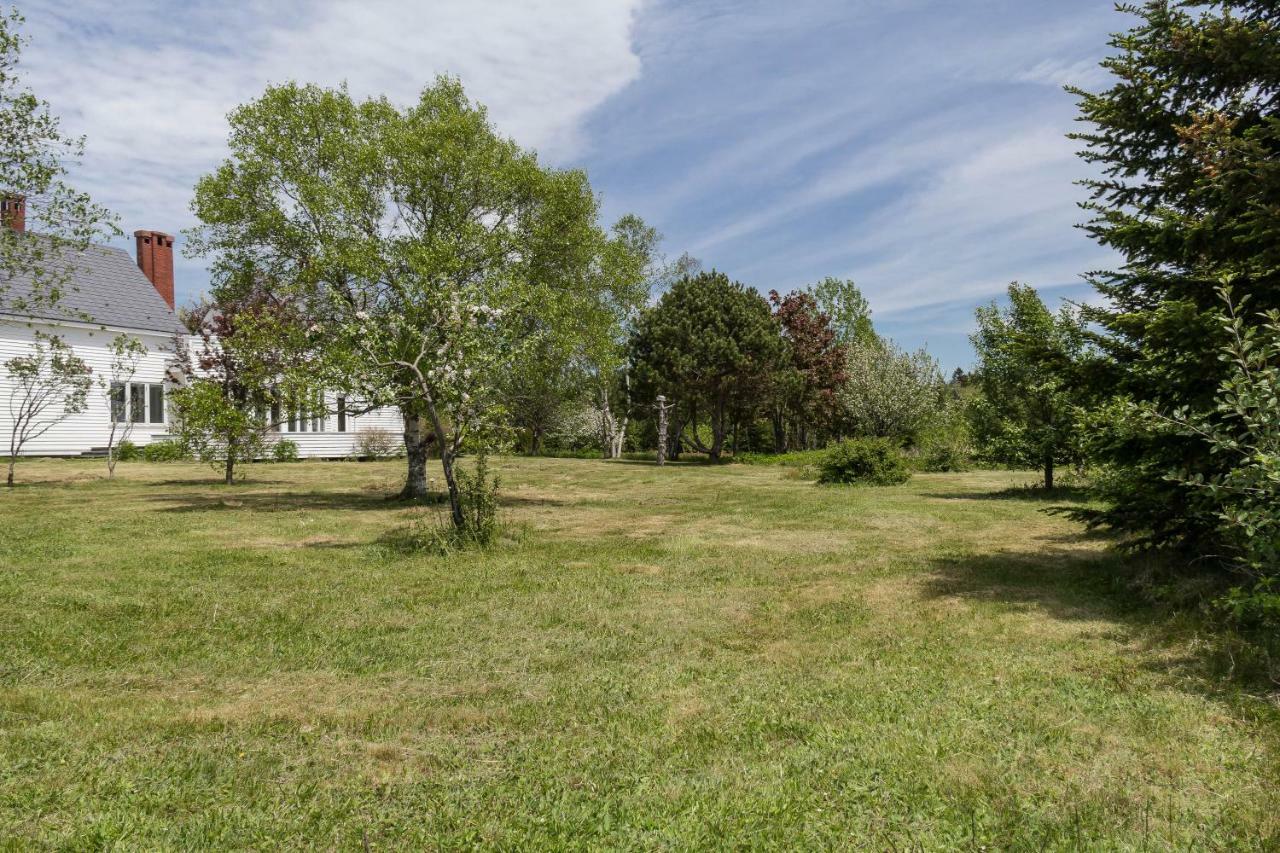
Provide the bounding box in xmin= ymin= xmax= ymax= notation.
xmin=4 ymin=331 xmax=90 ymax=486
xmin=99 ymin=333 xmax=147 ymax=479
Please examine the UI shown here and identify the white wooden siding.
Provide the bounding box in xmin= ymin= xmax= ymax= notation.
xmin=1 ymin=319 xmax=405 ymax=458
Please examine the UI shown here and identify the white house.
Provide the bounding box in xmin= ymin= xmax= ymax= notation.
xmin=1 ymin=207 xmax=403 ymax=458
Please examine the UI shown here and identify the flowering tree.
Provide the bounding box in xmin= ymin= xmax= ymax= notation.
xmin=189 ymin=78 xmax=610 ymax=526
xmin=99 ymin=333 xmax=147 ymax=479
xmin=5 ymin=331 xmax=90 ymax=486
xmin=840 ymin=337 xmax=945 ymax=447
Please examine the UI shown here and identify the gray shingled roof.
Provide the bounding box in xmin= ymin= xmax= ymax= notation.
xmin=1 ymin=240 xmax=186 ymax=335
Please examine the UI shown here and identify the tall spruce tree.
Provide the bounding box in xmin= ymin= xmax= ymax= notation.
xmin=1071 ymin=1 xmax=1280 ymax=554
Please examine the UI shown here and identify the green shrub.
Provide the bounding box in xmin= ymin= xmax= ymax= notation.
xmin=140 ymin=440 xmax=188 ymax=462
xmin=818 ymin=438 xmax=911 ymax=486
xmin=270 ymin=440 xmax=300 ymax=463
xmin=399 ymin=450 xmax=502 ymax=554
xmin=916 ymin=443 xmax=970 ymax=473
xmin=733 ymin=449 xmax=828 ymax=469
xmin=114 ymin=440 xmax=141 ymax=461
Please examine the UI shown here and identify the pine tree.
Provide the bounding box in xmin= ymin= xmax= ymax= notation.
xmin=1071 ymin=1 xmax=1280 ymax=554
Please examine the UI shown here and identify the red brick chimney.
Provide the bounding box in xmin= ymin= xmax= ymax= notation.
xmin=134 ymin=230 xmax=175 ymax=309
xmin=2 ymin=195 xmax=26 ymax=233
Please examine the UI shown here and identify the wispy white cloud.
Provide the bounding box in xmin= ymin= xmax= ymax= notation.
xmin=19 ymin=0 xmax=644 ymax=299
xmin=17 ymin=0 xmax=1129 ymax=368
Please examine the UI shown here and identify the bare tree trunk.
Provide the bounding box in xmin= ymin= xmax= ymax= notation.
xmin=598 ymin=385 xmax=618 ymax=459
xmin=437 ymin=444 xmax=464 ymax=528
xmin=5 ymin=459 xmax=14 ymax=487
xmin=771 ymin=409 xmax=786 ymax=454
xmin=709 ymin=393 xmax=726 ymax=463
xmin=223 ymin=442 xmax=236 ymax=486
xmin=1044 ymin=452 xmax=1055 ymax=490
xmin=400 ymin=412 xmax=432 ymax=500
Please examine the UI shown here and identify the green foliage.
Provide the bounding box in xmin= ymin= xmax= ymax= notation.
xmin=114 ymin=441 xmax=140 ymax=461
xmin=970 ymin=284 xmax=1087 ymax=488
xmin=169 ymin=294 xmax=318 ymax=484
xmin=912 ymin=393 xmax=973 ymax=472
xmin=0 ymin=9 xmax=117 ymax=318
xmin=270 ymin=440 xmax=300 ymax=463
xmin=630 ymin=270 xmax=782 ymax=461
xmin=1155 ymin=288 xmax=1280 ymax=625
xmin=808 ymin=276 xmax=876 ymax=347
xmin=190 ymin=77 xmax=614 ymax=519
xmin=1069 ymin=0 xmax=1280 ymax=556
xmin=402 ymin=451 xmax=501 ymax=553
xmin=818 ymin=437 xmax=912 ymax=486
xmin=840 ymin=337 xmax=945 ymax=445
xmin=140 ymin=440 xmax=187 ymax=462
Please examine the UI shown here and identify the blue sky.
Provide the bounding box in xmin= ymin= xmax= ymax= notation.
xmin=23 ymin=0 xmax=1125 ymax=369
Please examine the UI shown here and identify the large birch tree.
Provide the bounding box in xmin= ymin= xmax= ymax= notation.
xmin=189 ymin=78 xmax=612 ymax=526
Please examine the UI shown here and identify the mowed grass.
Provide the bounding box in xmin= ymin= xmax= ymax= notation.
xmin=1 ymin=457 xmax=1277 ymax=849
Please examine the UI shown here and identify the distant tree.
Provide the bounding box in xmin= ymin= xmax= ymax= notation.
xmin=98 ymin=333 xmax=147 ymax=479
xmin=189 ymin=78 xmax=608 ymax=527
xmin=4 ymin=331 xmax=91 ymax=486
xmin=970 ymin=284 xmax=1088 ymax=489
xmin=588 ymin=214 xmax=665 ymax=459
xmin=766 ymin=289 xmax=846 ymax=451
xmin=169 ymin=291 xmax=316 ymax=485
xmin=1069 ymin=0 xmax=1280 ymax=556
xmin=840 ymin=337 xmax=944 ymax=446
xmin=630 ymin=271 xmax=781 ymax=462
xmin=808 ymin=276 xmax=876 ymax=347
xmin=0 ymin=9 xmax=115 ymax=318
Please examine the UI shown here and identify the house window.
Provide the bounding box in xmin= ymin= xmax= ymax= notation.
xmin=148 ymin=385 xmax=164 ymax=424
xmin=109 ymin=383 xmax=126 ymax=422
xmin=129 ymin=384 xmax=146 ymax=423
xmin=111 ymin=382 xmax=165 ymax=424
xmin=337 ymin=395 xmax=347 ymax=433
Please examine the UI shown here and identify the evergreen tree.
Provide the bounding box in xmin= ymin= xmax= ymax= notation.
xmin=1071 ymin=1 xmax=1280 ymax=552
xmin=629 ymin=271 xmax=781 ymax=462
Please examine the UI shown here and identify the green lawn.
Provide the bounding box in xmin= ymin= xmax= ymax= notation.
xmin=1 ymin=457 xmax=1276 ymax=848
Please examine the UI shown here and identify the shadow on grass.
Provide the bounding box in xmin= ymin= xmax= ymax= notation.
xmin=151 ymin=488 xmax=569 ymax=514
xmin=922 ymin=485 xmax=1093 ymax=503
xmin=151 ymin=490 xmax=425 ymax=513
xmin=921 ymin=538 xmax=1280 ymax=708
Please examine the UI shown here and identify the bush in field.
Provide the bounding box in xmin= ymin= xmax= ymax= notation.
xmin=270 ymin=439 xmax=299 ymax=463
xmin=818 ymin=438 xmax=911 ymax=486
xmin=1160 ymin=289 xmax=1280 ymax=627
xmin=401 ymin=450 xmax=501 ymax=553
xmin=115 ymin=440 xmax=141 ymax=461
xmin=913 ymin=395 xmax=973 ymax=472
xmin=141 ymin=439 xmax=188 ymax=462
xmin=355 ymin=427 xmax=399 ymax=460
